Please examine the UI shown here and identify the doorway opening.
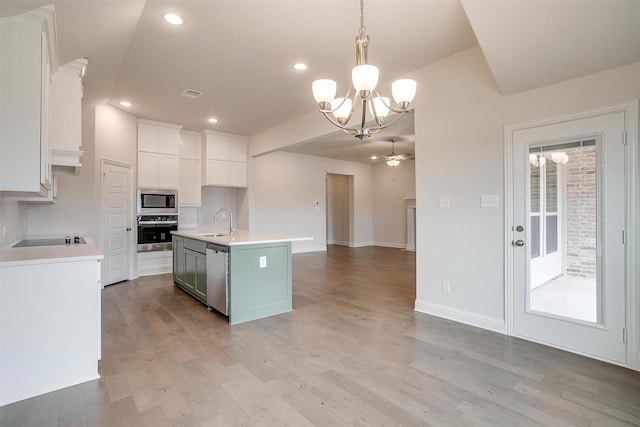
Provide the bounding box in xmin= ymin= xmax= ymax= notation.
xmin=325 ymin=173 xmax=354 ymax=247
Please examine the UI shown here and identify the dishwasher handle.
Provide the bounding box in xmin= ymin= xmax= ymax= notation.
xmin=206 ymin=243 xmax=229 ymax=253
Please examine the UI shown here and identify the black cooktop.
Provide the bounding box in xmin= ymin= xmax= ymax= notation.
xmin=13 ymin=237 xmax=87 ymax=247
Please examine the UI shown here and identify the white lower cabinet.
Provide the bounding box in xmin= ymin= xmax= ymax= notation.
xmin=137 ymin=250 xmax=173 ymax=276
xmin=0 ymin=259 xmax=101 ymax=406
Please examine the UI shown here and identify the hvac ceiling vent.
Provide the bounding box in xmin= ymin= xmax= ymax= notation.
xmin=181 ymin=89 xmax=202 ymax=99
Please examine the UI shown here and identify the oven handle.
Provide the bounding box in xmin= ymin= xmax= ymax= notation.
xmin=137 ymin=221 xmax=178 ymax=225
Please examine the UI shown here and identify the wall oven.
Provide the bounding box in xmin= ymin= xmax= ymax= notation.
xmin=137 ymin=188 xmax=178 ymax=214
xmin=137 ymin=215 xmax=178 ymax=252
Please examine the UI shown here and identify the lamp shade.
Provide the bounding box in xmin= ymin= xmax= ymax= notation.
xmin=392 ymin=79 xmax=417 ymax=107
xmin=312 ymin=79 xmax=337 ymax=105
xmin=352 ymin=65 xmax=379 ymax=93
xmin=386 ymin=158 xmax=400 ymax=167
xmin=370 ymin=97 xmax=390 ymax=121
xmin=331 ymin=97 xmax=352 ymax=121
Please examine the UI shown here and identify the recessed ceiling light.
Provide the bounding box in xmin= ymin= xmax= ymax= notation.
xmin=294 ymin=63 xmax=308 ymax=71
xmin=370 ymin=155 xmax=378 ymax=160
xmin=208 ymin=118 xmax=218 ymax=123
xmin=120 ymin=101 xmax=132 ymax=107
xmin=164 ymin=13 xmax=183 ymax=25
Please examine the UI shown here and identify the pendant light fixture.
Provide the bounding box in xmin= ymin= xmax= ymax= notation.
xmin=312 ymin=0 xmax=417 ymax=141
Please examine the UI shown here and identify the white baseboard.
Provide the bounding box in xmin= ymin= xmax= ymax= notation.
xmin=373 ymin=241 xmax=406 ymax=249
xmin=350 ymin=241 xmax=374 ymax=248
xmin=414 ymin=299 xmax=506 ymax=334
xmin=293 ymin=245 xmax=327 ymax=254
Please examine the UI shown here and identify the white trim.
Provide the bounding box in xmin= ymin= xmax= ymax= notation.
xmin=292 ymin=246 xmax=327 ymax=254
xmin=504 ymin=99 xmax=639 ymax=371
xmin=414 ymin=300 xmax=506 ymax=334
xmin=372 ymin=241 xmax=406 ymax=249
xmin=350 ymin=241 xmax=374 ymax=248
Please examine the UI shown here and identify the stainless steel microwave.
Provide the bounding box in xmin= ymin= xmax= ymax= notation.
xmin=137 ymin=188 xmax=178 ymax=214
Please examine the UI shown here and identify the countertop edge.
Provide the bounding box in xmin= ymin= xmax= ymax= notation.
xmin=172 ymin=230 xmax=313 ymax=246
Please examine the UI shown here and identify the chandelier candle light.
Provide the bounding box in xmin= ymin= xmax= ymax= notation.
xmin=312 ymin=0 xmax=417 ymax=140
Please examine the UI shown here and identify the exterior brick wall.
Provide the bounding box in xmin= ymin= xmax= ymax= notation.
xmin=564 ymin=146 xmax=597 ymax=279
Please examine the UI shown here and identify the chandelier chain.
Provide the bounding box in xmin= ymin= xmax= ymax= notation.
xmin=359 ymin=0 xmax=366 ymax=35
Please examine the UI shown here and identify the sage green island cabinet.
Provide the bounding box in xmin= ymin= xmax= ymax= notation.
xmin=172 ymin=235 xmax=207 ymax=304
xmin=171 ymin=229 xmax=311 ymax=325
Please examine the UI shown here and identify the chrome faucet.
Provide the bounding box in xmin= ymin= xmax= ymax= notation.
xmin=214 ymin=208 xmax=234 ymax=235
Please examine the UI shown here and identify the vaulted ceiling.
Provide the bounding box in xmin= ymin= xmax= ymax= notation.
xmin=2 ymin=0 xmax=639 ymax=163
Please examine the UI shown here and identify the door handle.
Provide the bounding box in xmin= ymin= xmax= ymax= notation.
xmin=126 ymin=227 xmax=132 ymax=231
xmin=513 ymin=239 xmax=525 ymax=247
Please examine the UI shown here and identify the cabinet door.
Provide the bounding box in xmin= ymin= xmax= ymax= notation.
xmin=179 ymin=158 xmax=201 ymax=205
xmin=172 ymin=236 xmax=184 ymax=285
xmin=193 ymin=251 xmax=207 ymax=301
xmin=206 ymin=160 xmax=229 ymax=186
xmin=158 ymin=128 xmax=179 ymax=155
xmin=184 ymin=249 xmax=197 ymax=292
xmin=137 ymin=152 xmax=158 ymax=187
xmin=137 ymin=123 xmax=158 ymax=152
xmin=158 ymin=155 xmax=178 ymax=188
xmin=228 ymin=139 xmax=247 ymax=163
xmin=228 ymin=162 xmax=247 ymax=188
xmin=207 ymin=137 xmax=228 ymax=160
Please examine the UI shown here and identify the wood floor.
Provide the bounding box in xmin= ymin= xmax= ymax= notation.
xmin=2 ymin=245 xmax=640 ymax=426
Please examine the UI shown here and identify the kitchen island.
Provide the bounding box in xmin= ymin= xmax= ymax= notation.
xmin=171 ymin=229 xmax=311 ymax=325
xmin=0 ymin=236 xmax=103 ymax=406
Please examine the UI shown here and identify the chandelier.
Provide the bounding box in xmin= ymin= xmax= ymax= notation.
xmin=311 ymin=0 xmax=417 ymax=141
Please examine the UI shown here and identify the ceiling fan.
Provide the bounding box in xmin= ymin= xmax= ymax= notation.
xmin=383 ymin=138 xmax=413 ymax=167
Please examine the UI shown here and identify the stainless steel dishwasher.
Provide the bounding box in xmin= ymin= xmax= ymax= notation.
xmin=206 ymin=243 xmax=229 ymax=315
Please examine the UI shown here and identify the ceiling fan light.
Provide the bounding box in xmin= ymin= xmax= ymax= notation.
xmin=312 ymin=79 xmax=337 ymax=110
xmin=352 ymin=64 xmax=379 ymax=96
xmin=331 ymin=97 xmax=352 ymax=123
xmin=370 ymin=96 xmax=390 ymax=122
xmin=386 ymin=158 xmax=400 ymax=167
xmin=392 ymin=79 xmax=417 ymax=109
xmin=551 ymin=152 xmax=569 ymax=164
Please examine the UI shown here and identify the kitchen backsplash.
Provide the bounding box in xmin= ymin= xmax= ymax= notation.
xmin=0 ymin=198 xmax=27 ymax=248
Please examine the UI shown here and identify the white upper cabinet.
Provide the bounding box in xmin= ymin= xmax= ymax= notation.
xmin=0 ymin=6 xmax=57 ymax=197
xmin=202 ymin=130 xmax=248 ymax=188
xmin=178 ymin=131 xmax=202 ymax=206
xmin=137 ymin=119 xmax=182 ymax=189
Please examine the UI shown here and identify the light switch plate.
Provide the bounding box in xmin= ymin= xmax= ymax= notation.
xmin=438 ymin=196 xmax=450 ymax=208
xmin=259 ymin=256 xmax=267 ymax=268
xmin=481 ymin=194 xmax=499 ymax=208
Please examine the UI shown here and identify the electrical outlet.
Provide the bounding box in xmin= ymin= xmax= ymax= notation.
xmin=442 ymin=280 xmax=450 ymax=294
xmin=259 ymin=256 xmax=267 ymax=268
xmin=438 ymin=196 xmax=450 ymax=208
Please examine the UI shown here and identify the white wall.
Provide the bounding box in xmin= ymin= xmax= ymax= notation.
xmin=412 ymin=46 xmax=640 ymax=332
xmin=252 ymin=151 xmax=373 ymax=253
xmin=372 ymin=159 xmax=416 ymax=248
xmin=0 ymin=199 xmax=27 ymax=247
xmin=26 ymin=103 xmax=100 ymax=241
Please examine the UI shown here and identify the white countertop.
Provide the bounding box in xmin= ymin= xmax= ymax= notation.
xmin=172 ymin=229 xmax=313 ymax=246
xmin=0 ymin=235 xmax=104 ymax=267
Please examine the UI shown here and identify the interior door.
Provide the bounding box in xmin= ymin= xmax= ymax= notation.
xmin=511 ymin=110 xmax=627 ymax=365
xmin=102 ymin=162 xmax=132 ymax=286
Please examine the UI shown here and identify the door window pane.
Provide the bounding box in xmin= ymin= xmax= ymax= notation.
xmin=545 ymin=161 xmax=558 ymax=212
xmin=531 ymin=215 xmax=540 ymax=258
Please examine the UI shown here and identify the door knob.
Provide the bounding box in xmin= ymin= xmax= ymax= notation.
xmin=126 ymin=227 xmax=132 ymax=231
xmin=513 ymin=239 xmax=525 ymax=247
